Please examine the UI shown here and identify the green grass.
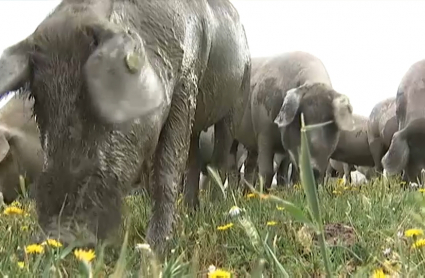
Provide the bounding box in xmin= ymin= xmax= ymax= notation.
xmin=0 ymin=177 xmax=425 ymax=277
xmin=1 ymin=119 xmax=424 ymax=277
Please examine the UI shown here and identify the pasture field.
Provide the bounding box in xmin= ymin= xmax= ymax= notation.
xmin=0 ymin=176 xmax=424 ymax=277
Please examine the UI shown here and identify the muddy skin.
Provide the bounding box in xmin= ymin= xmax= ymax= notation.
xmin=367 ymin=97 xmax=398 ymax=176
xmin=382 ymin=59 xmax=425 ymax=183
xmin=0 ymin=94 xmax=43 ymax=203
xmin=0 ymin=0 xmax=251 ymax=255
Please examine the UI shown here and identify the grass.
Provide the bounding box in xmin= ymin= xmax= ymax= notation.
xmin=1 ymin=117 xmax=425 ymax=277
xmin=0 ymin=177 xmax=425 ymax=277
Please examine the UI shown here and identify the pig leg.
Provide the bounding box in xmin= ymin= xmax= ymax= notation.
xmin=405 ymin=162 xmax=422 ymax=184
xmin=210 ymin=120 xmax=234 ymax=197
xmin=276 ymin=155 xmax=291 ymax=186
xmin=184 ymin=133 xmax=201 ymax=209
xmin=146 ymin=81 xmax=196 ymax=254
xmin=227 ymin=140 xmax=239 ymax=188
xmin=257 ymin=133 xmax=274 ymax=191
xmin=243 ymin=150 xmax=258 ymax=193
xmin=325 ymin=162 xmax=334 ymax=184
xmin=369 ymin=139 xmax=385 ymax=174
xmin=343 ymin=163 xmax=352 ymax=184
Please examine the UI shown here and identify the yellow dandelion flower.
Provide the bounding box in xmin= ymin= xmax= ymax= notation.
xmin=419 ymin=188 xmax=425 ymax=193
xmin=25 ymin=244 xmax=44 ymax=254
xmin=208 ymin=268 xmax=231 ymax=278
xmin=3 ymin=206 xmax=24 ymax=215
xmin=17 ymin=261 xmax=24 ymax=269
xmin=267 ymin=221 xmax=277 ymax=226
xmin=372 ymin=268 xmax=386 ymax=278
xmin=42 ymin=239 xmax=63 ymax=248
xmin=276 ymin=205 xmax=285 ymax=211
xmin=74 ymin=248 xmax=96 ymax=262
xmin=246 ymin=193 xmax=256 ymax=199
xmin=405 ymin=229 xmax=423 ymax=237
xmin=217 ymin=223 xmax=234 ymax=231
xmin=412 ymin=239 xmax=425 ymax=249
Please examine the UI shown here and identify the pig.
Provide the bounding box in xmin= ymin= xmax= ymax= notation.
xmin=382 ymin=59 xmax=425 ymax=183
xmin=253 ymin=51 xmax=354 ymax=186
xmin=367 ymin=97 xmax=398 ymax=175
xmin=0 ymin=0 xmax=251 ymax=254
xmin=0 ymin=93 xmax=43 ymax=203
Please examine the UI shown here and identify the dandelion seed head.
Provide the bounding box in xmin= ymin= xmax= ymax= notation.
xmin=228 ymin=205 xmax=241 ymax=217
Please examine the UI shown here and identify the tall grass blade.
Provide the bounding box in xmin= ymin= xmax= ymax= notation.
xmin=299 ymin=113 xmax=332 ymax=276
xmin=207 ymin=166 xmax=227 ymax=199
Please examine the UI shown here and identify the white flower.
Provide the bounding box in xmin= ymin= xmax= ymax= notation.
xmin=208 ymin=265 xmax=216 ymax=273
xmin=229 ymin=205 xmax=242 ymax=217
xmin=135 ymin=243 xmax=151 ymax=252
xmin=383 ymin=248 xmax=391 ymax=256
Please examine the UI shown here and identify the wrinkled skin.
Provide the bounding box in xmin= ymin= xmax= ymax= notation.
xmin=0 ymin=0 xmax=251 ymax=254
xmin=330 ymin=114 xmax=374 ymax=183
xmin=382 ymin=59 xmax=425 ymax=183
xmin=367 ymin=97 xmax=398 ymax=175
xmin=0 ymin=94 xmax=43 ymax=203
xmin=244 ymin=52 xmax=354 ymax=186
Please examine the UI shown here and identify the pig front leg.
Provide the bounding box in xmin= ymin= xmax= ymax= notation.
xmin=146 ymin=79 xmax=197 ymax=255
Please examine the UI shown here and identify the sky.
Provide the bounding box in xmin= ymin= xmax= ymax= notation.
xmin=1 ymin=0 xmax=425 ymax=117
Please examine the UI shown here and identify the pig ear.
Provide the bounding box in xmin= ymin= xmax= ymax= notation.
xmin=0 ymin=133 xmax=11 ymax=162
xmin=0 ymin=39 xmax=31 ymax=97
xmin=274 ymin=87 xmax=302 ymax=127
xmin=84 ymin=28 xmax=165 ymax=124
xmin=332 ymin=94 xmax=355 ymax=131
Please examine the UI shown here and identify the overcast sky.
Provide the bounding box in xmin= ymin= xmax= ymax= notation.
xmin=1 ymin=0 xmax=425 ymax=117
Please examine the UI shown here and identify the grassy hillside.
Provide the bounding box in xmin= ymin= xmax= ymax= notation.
xmin=0 ymin=175 xmax=423 ymax=277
